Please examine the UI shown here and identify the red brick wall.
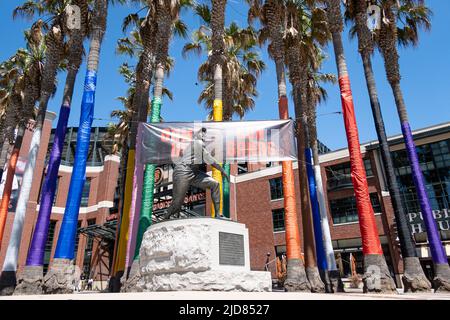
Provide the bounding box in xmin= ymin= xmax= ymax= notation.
xmin=235 ymin=168 xmax=307 ymax=277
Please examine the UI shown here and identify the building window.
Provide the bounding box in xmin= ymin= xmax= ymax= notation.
xmin=326 ymin=159 xmax=373 ymax=191
xmin=238 ymin=163 xmax=248 ymax=174
xmin=392 ymin=139 xmax=450 ymax=214
xmin=80 ymin=179 xmax=91 ymax=207
xmin=272 ymin=208 xmax=285 ymax=232
xmin=330 ymin=193 xmax=382 ymax=225
xmin=48 ymin=127 xmax=114 ymax=167
xmin=43 ymin=220 xmax=57 ymax=275
xmin=364 ymin=159 xmax=373 ymax=177
xmin=269 ymin=177 xmax=283 ymax=200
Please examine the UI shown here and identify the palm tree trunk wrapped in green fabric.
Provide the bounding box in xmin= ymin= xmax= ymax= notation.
xmin=124 ymin=97 xmax=160 ymax=288
xmin=123 ymin=12 xmax=166 ymax=295
xmin=122 ymin=1 xmax=190 ymax=293
xmin=134 ymin=96 xmax=161 ymax=261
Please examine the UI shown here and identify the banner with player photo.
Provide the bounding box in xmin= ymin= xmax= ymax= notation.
xmin=137 ymin=119 xmax=297 ymax=165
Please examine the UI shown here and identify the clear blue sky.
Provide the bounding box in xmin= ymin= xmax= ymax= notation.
xmin=0 ymin=0 xmax=449 ymax=150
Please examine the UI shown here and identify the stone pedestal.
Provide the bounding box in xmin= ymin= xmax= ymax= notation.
xmin=136 ymin=217 xmax=271 ymax=292
xmin=42 ymin=258 xmax=80 ymax=294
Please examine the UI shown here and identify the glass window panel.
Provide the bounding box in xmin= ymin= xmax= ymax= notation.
xmin=272 ymin=208 xmax=285 ymax=232
xmin=391 ymin=139 xmax=450 ymax=213
xmin=269 ymin=177 xmax=283 ymax=200
xmin=80 ymin=179 xmax=91 ymax=207
xmin=330 ymin=193 xmax=381 ymax=224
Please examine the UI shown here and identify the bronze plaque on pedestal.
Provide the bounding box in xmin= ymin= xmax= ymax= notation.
xmin=219 ymin=232 xmax=245 ymax=266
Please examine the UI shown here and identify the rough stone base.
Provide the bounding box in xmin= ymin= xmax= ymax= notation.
xmin=0 ymin=271 xmax=16 ymax=296
xmin=401 ymin=257 xmax=432 ymax=293
xmin=13 ymin=265 xmax=44 ymax=295
xmin=363 ymin=254 xmax=397 ymax=294
xmin=42 ymin=258 xmax=79 ymax=294
xmin=319 ymin=269 xmax=333 ymax=293
xmin=433 ymin=263 xmax=450 ymax=293
xmin=121 ymin=259 xmax=141 ymax=292
xmin=284 ymin=258 xmax=310 ymax=292
xmin=329 ymin=269 xmax=345 ymax=292
xmin=137 ymin=270 xmax=271 ymax=292
xmin=306 ymin=266 xmax=325 ymax=293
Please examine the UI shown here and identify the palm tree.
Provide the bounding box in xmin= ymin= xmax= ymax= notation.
xmin=283 ymin=0 xmax=326 ymax=293
xmin=343 ymin=0 xmax=432 ymax=292
xmin=43 ymin=0 xmax=111 ymax=294
xmin=183 ymin=6 xmax=265 ymax=120
xmin=248 ymin=0 xmax=310 ymax=292
xmin=107 ymin=111 xmax=133 ymax=155
xmin=208 ymin=0 xmax=227 ymax=218
xmin=0 ymin=1 xmax=65 ymax=293
xmin=112 ymin=6 xmax=158 ymax=290
xmin=377 ymin=0 xmax=449 ymax=292
xmin=106 ymin=64 xmax=136 ymax=292
xmin=284 ymin=6 xmax=342 ymax=291
xmin=113 ymin=3 xmax=182 ymax=291
xmin=11 ymin=0 xmax=90 ymax=296
xmin=105 ymin=64 xmax=137 ymax=156
xmin=109 ymin=62 xmax=173 ymax=283
xmin=0 ymin=50 xmax=33 ymax=181
xmin=193 ymin=3 xmax=266 ymax=219
xmin=304 ymin=59 xmax=343 ymax=291
xmin=0 ymin=41 xmax=43 ymax=249
xmin=0 ymin=62 xmax=17 ymax=182
xmin=324 ymin=0 xmax=396 ymax=293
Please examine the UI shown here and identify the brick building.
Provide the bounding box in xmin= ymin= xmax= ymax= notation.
xmin=0 ymin=112 xmax=120 ymax=290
